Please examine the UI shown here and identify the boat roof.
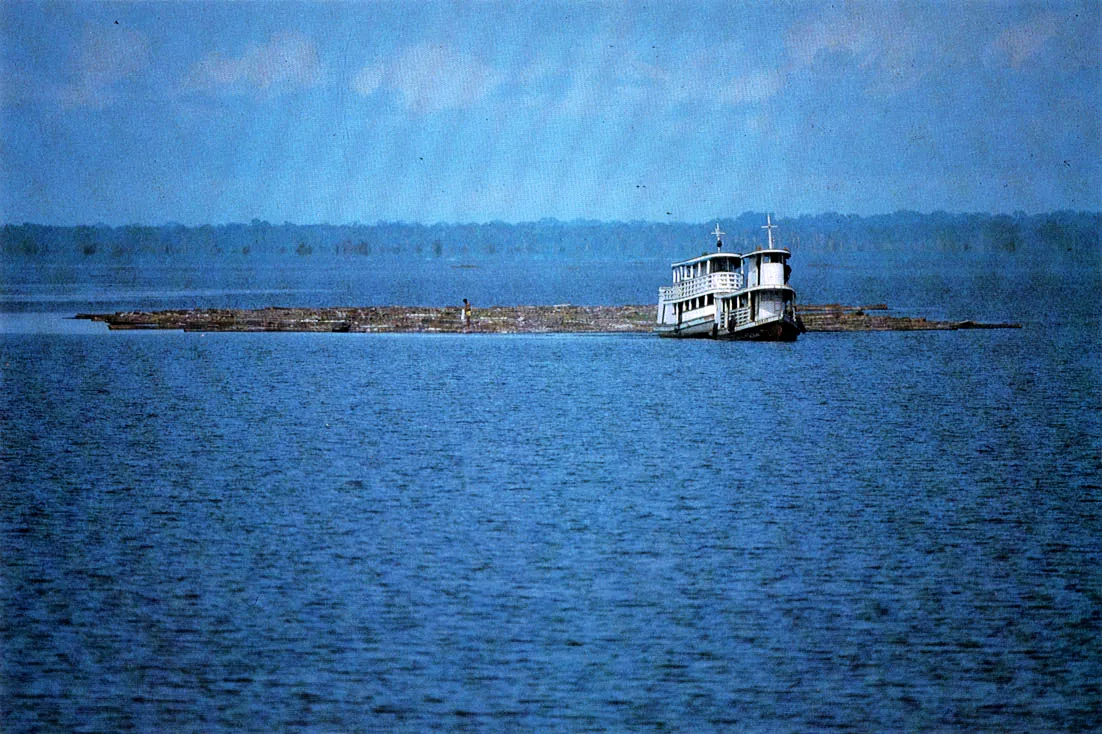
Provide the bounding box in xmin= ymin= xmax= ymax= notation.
xmin=670 ymin=248 xmax=790 ymax=269
xmin=670 ymin=251 xmax=743 ymax=268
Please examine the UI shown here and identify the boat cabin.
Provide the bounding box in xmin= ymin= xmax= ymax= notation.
xmin=670 ymin=253 xmax=742 ymax=283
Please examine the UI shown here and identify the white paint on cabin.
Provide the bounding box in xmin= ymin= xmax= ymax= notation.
xmin=761 ymin=261 xmax=784 ymax=286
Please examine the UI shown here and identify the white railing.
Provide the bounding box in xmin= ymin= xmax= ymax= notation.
xmin=659 ymin=272 xmax=743 ymax=302
xmin=727 ymin=306 xmax=751 ymax=328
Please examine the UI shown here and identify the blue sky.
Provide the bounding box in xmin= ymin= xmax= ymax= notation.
xmin=1 ymin=1 xmax=1098 ymax=225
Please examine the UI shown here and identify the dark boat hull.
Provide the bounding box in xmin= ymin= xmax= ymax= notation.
xmin=719 ymin=316 xmax=803 ymax=342
xmin=656 ymin=315 xmax=803 ymax=341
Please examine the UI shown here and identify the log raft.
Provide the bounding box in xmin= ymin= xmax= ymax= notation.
xmin=75 ymin=304 xmax=1021 ymax=334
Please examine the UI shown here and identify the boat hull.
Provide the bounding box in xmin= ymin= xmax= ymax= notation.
xmin=655 ymin=314 xmax=714 ymax=338
xmin=657 ymin=315 xmax=803 ymax=341
xmin=719 ymin=316 xmax=802 ymax=342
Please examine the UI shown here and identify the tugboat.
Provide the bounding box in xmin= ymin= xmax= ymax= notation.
xmin=655 ymin=215 xmax=804 ymax=341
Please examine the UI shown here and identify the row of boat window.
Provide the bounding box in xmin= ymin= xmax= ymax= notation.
xmin=675 ymin=253 xmax=785 ymax=282
xmin=674 ymin=256 xmax=741 ymax=282
xmin=678 ymin=294 xmax=715 ymax=311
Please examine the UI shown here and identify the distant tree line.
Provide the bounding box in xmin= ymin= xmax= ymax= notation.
xmin=2 ymin=211 xmax=1098 ymax=261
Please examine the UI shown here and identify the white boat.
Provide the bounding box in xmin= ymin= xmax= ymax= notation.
xmin=655 ymin=215 xmax=804 ymax=341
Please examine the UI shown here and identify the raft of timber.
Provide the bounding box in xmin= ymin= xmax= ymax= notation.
xmin=76 ymin=304 xmax=1021 ymax=334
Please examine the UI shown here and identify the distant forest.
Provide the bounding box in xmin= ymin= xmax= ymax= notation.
xmin=3 ymin=211 xmax=1098 ymax=261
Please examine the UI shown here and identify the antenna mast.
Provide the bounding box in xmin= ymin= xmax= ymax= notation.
xmin=762 ymin=214 xmax=777 ymax=249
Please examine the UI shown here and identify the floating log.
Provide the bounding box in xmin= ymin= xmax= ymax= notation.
xmin=74 ymin=305 xmax=1021 ymax=334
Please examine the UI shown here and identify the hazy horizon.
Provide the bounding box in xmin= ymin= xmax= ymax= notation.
xmin=5 ymin=207 xmax=1101 ymax=231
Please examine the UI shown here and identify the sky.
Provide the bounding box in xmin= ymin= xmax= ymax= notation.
xmin=0 ymin=1 xmax=1098 ymax=225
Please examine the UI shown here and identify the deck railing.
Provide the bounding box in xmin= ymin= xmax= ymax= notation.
xmin=726 ymin=306 xmax=751 ymax=329
xmin=659 ymin=272 xmax=743 ymax=302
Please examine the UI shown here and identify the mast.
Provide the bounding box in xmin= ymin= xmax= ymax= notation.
xmin=712 ymin=223 xmax=725 ymax=251
xmin=762 ymin=214 xmax=777 ymax=250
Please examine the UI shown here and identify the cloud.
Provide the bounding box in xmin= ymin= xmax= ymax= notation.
xmin=351 ymin=32 xmax=786 ymax=119
xmin=353 ymin=44 xmax=502 ymax=111
xmin=720 ymin=69 xmax=784 ymax=106
xmin=989 ymin=14 xmax=1059 ymax=68
xmin=785 ymin=14 xmax=868 ymax=69
xmin=352 ymin=64 xmax=383 ymax=96
xmin=184 ymin=32 xmax=323 ymax=95
xmin=520 ymin=36 xmax=786 ymax=118
xmin=60 ymin=26 xmax=152 ymax=109
xmin=783 ymin=8 xmax=946 ymax=96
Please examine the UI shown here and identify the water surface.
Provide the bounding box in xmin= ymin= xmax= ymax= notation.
xmin=2 ymin=253 xmax=1100 ymax=730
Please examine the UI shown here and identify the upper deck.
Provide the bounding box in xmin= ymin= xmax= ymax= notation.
xmin=660 ymin=218 xmax=794 ymax=304
xmin=670 ymin=253 xmax=742 ymax=285
xmin=670 ymin=247 xmax=789 ymax=270
xmin=668 ymin=248 xmax=790 ymax=287
xmin=670 ymin=251 xmax=742 ymax=270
